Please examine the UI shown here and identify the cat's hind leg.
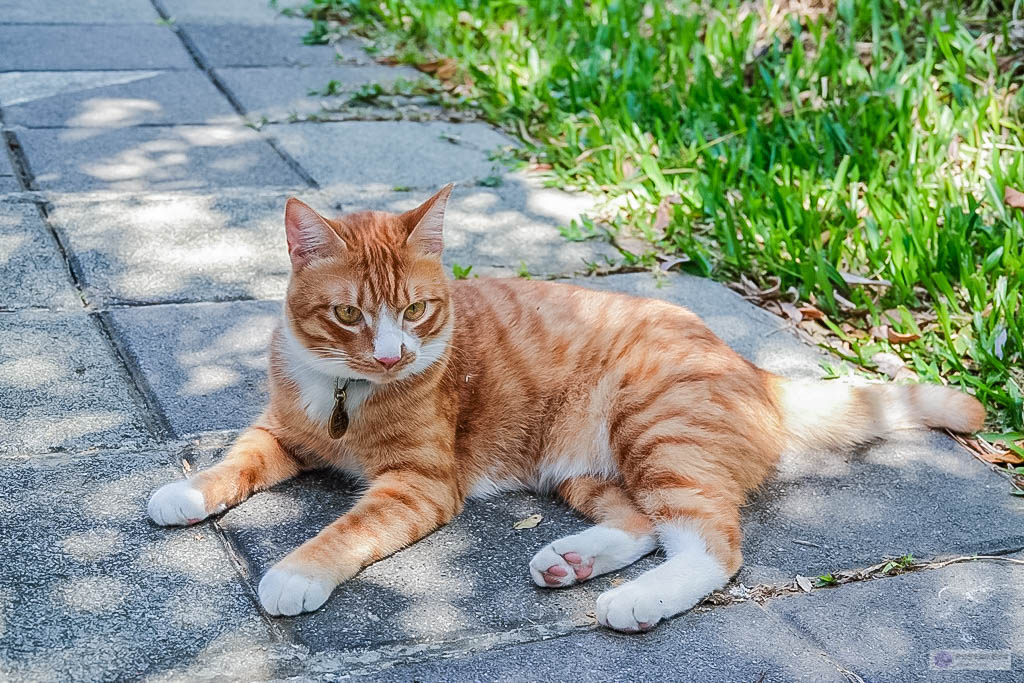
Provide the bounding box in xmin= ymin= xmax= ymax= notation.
xmin=595 ymin=474 xmax=742 ymax=632
xmin=529 ymin=476 xmax=656 ymax=588
xmin=148 ymin=426 xmax=304 ymax=526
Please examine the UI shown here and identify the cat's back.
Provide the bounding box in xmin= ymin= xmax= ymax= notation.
xmin=450 ymin=277 xmax=710 ymax=343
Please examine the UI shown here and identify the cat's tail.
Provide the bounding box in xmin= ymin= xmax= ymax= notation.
xmin=772 ymin=376 xmax=985 ymax=451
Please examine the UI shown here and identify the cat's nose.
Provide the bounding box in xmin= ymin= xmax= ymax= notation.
xmin=374 ymin=355 xmax=401 ymax=369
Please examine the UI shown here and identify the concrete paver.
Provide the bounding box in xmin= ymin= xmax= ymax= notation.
xmin=0 ymin=25 xmax=193 ymax=71
xmin=267 ymin=120 xmax=515 ymax=190
xmin=181 ymin=23 xmax=366 ymax=68
xmin=0 ymin=447 xmax=278 ymax=682
xmin=0 ymin=202 xmax=80 ymax=310
xmin=0 ymin=71 xmax=238 ymax=128
xmin=17 ymin=125 xmax=306 ymax=191
xmin=0 ymin=0 xmax=160 ymax=23
xmin=766 ymin=556 xmax=1024 ymax=682
xmin=217 ymin=64 xmax=422 ymax=121
xmin=0 ymin=310 xmax=155 ymax=454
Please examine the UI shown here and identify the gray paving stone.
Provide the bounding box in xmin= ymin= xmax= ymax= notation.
xmin=0 ymin=71 xmax=238 ymax=128
xmin=49 ymin=192 xmax=295 ymax=306
xmin=0 ymin=447 xmax=280 ymax=682
xmin=159 ymin=0 xmax=306 ymax=25
xmin=767 ymin=557 xmax=1024 ymax=682
xmin=0 ymin=149 xmax=18 ymax=191
xmin=217 ymin=65 xmax=422 ymax=121
xmin=17 ymin=125 xmax=305 ymax=191
xmin=182 ymin=23 xmax=368 ymax=67
xmin=372 ymin=602 xmax=845 ymax=682
xmin=106 ymin=300 xmax=281 ymax=436
xmin=47 ymin=186 xmax=610 ymax=306
xmin=1 ymin=147 xmax=14 ymax=175
xmin=740 ymin=429 xmax=1024 ymax=585
xmin=0 ymin=25 xmax=193 ymax=71
xmin=267 ymin=121 xmax=515 ymax=190
xmin=0 ymin=311 xmax=155 ymax=454
xmin=0 ymin=0 xmax=160 ymax=23
xmin=0 ymin=202 xmax=79 ymax=310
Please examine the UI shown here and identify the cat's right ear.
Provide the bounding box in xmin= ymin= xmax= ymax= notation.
xmin=284 ymin=198 xmax=345 ymax=270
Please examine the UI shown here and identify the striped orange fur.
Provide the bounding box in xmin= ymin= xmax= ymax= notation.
xmin=148 ymin=185 xmax=986 ymax=631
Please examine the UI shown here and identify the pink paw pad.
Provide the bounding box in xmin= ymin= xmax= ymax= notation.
xmin=541 ymin=564 xmax=569 ymax=586
xmin=187 ymin=517 xmax=202 ymax=524
xmin=562 ymin=552 xmax=595 ymax=580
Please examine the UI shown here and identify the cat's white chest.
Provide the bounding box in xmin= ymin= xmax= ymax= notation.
xmin=279 ymin=323 xmax=372 ymax=427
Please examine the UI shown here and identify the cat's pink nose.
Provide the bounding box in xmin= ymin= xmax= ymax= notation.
xmin=375 ymin=355 xmax=401 ymax=369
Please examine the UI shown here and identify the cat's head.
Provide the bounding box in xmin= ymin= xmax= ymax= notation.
xmin=281 ymin=185 xmax=454 ymax=384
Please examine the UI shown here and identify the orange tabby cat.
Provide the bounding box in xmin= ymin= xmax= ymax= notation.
xmin=148 ymin=185 xmax=985 ymax=632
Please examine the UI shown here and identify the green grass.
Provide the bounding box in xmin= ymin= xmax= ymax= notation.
xmin=301 ymin=0 xmax=1024 ymax=434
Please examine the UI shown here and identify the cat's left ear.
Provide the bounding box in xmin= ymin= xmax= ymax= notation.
xmin=402 ymin=183 xmax=453 ymax=257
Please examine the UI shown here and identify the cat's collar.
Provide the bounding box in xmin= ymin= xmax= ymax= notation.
xmin=327 ymin=377 xmax=371 ymax=439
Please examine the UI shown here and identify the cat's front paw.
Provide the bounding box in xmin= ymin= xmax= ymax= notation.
xmin=258 ymin=564 xmax=335 ymax=616
xmin=147 ymin=479 xmax=208 ymax=526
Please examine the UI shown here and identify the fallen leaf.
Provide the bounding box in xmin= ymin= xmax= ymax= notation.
xmin=615 ymin=235 xmax=648 ymax=256
xmin=182 ymin=459 xmax=191 ymax=473
xmin=658 ymin=255 xmax=690 ymax=271
xmin=652 ymin=194 xmax=682 ymax=233
xmin=872 ymin=352 xmax=918 ymax=380
xmin=513 ymin=513 xmax=543 ymax=530
xmin=798 ymin=305 xmax=825 ymax=320
xmin=1004 ymin=185 xmax=1024 ymax=210
xmin=416 ymin=58 xmax=458 ymax=82
xmin=795 ymin=575 xmax=813 ymax=592
xmin=840 ymin=271 xmax=892 ymax=287
xmin=869 ymin=325 xmax=889 ymax=341
xmin=887 ymin=329 xmax=920 ymax=344
xmin=977 ymin=449 xmax=1024 ymax=465
xmin=779 ymin=301 xmax=803 ymax=323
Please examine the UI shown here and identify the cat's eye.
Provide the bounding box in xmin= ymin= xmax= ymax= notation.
xmin=404 ymin=301 xmax=427 ymax=321
xmin=334 ymin=305 xmax=362 ymax=325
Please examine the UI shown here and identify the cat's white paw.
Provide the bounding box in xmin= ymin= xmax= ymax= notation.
xmin=258 ymin=564 xmax=335 ymax=616
xmin=595 ymin=580 xmax=665 ymax=633
xmin=147 ymin=479 xmax=208 ymax=527
xmin=529 ymin=525 xmax=655 ymax=588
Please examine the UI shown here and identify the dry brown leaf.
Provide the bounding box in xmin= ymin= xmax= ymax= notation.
xmin=1004 ymin=185 xmax=1024 ymax=210
xmin=977 ymin=449 xmax=1024 ymax=465
xmin=887 ymin=329 xmax=920 ymax=344
xmin=416 ymin=58 xmax=458 ymax=82
xmin=513 ymin=513 xmax=543 ymax=530
xmin=798 ymin=305 xmax=825 ymax=320
xmin=795 ymin=575 xmax=813 ymax=592
xmin=869 ymin=325 xmax=889 ymax=341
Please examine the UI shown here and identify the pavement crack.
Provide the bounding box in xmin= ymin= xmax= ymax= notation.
xmin=91 ymin=310 xmax=177 ymax=440
xmin=701 ymin=551 xmax=1024 ymax=611
xmin=303 ymin=621 xmax=584 ymax=679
